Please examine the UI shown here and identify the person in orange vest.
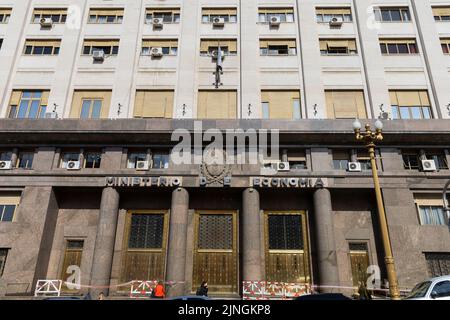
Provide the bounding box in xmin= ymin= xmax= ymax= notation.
xmin=152 ymin=281 xmax=165 ymax=299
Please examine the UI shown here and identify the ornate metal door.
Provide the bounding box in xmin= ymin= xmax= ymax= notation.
xmin=264 ymin=211 xmax=311 ymax=284
xmin=60 ymin=240 xmax=84 ymax=292
xmin=121 ymin=211 xmax=169 ymax=283
xmin=192 ymin=211 xmax=238 ymax=294
xmin=349 ymin=242 xmax=370 ymax=288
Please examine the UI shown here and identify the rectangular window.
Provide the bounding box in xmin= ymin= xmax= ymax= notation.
xmin=325 ymin=90 xmax=367 ymax=119
xmin=262 ymin=102 xmax=270 ymax=119
xmin=441 ymin=38 xmax=450 ymax=54
xmin=0 ymin=249 xmax=8 ymax=277
xmin=127 ymin=151 xmax=148 ymax=169
xmin=402 ymin=151 xmax=420 ymax=170
xmin=23 ymin=39 xmax=61 ymax=55
xmin=82 ymin=39 xmax=119 ymax=56
xmin=415 ymin=195 xmax=449 ymax=226
xmin=17 ymin=151 xmax=34 ymax=169
xmin=152 ymin=151 xmax=170 ymax=169
xmin=433 ymin=7 xmax=450 ymax=21
xmin=260 ymin=39 xmax=297 ymax=56
xmin=141 ymin=39 xmax=178 ymax=56
xmin=0 ymin=193 xmax=20 ymax=223
xmin=258 ymin=7 xmax=294 ymax=23
xmin=268 ymin=214 xmax=303 ymax=250
xmin=134 ymin=90 xmax=174 ymax=118
xmin=197 ymin=90 xmax=237 ymax=119
xmin=60 ymin=151 xmax=80 ymax=168
xmin=146 ymin=8 xmax=180 ymax=24
xmin=333 ymin=150 xmax=350 ymax=170
xmin=84 ymin=151 xmax=102 ymax=169
xmin=8 ymin=90 xmax=49 ymax=119
xmin=88 ymin=8 xmax=124 ymax=24
xmin=0 ymin=151 xmax=12 ymax=161
xmin=316 ymin=7 xmax=352 ymax=23
xmin=260 ymin=91 xmax=301 ymax=119
xmin=32 ymin=8 xmax=67 ymax=24
xmin=202 ymin=8 xmax=237 ymax=23
xmin=129 ymin=214 xmax=165 ymax=249
xmin=379 ymin=39 xmax=418 ymax=55
xmin=320 ymin=39 xmax=357 ymax=55
xmin=0 ymin=8 xmax=12 ymax=23
xmin=425 ymin=253 xmax=450 ymax=277
xmin=356 ymin=150 xmax=372 ymax=170
xmin=287 ymin=150 xmax=307 ymax=170
xmin=390 ymin=90 xmax=432 ymax=120
xmin=200 ymin=39 xmax=237 ymax=56
xmin=374 ymin=7 xmax=411 ymax=22
xmin=70 ymin=91 xmax=111 ymax=119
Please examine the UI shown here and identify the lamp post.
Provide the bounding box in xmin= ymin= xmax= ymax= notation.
xmin=352 ymin=119 xmax=401 ymax=300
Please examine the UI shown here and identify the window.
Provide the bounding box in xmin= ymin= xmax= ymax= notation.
xmin=441 ymin=38 xmax=450 ymax=54
xmin=127 ymin=151 xmax=148 ymax=169
xmin=141 ymin=39 xmax=178 ymax=56
xmin=0 ymin=150 xmax=12 ymax=161
xmin=70 ymin=91 xmax=111 ymax=119
xmin=379 ymin=39 xmax=418 ymax=55
xmin=8 ymin=90 xmax=49 ymax=119
xmin=128 ymin=214 xmax=165 ymax=249
xmin=202 ymin=8 xmax=237 ymax=23
xmin=200 ymin=39 xmax=237 ymax=56
xmin=17 ymin=151 xmax=34 ymax=169
xmin=415 ymin=195 xmax=449 ymax=226
xmin=425 ymin=253 xmax=450 ymax=278
xmin=146 ymin=8 xmax=180 ymax=24
xmin=403 ymin=150 xmax=448 ymax=170
xmin=333 ymin=150 xmax=350 ymax=170
xmin=134 ymin=91 xmax=174 ymax=118
xmin=268 ymin=214 xmax=303 ymax=250
xmin=261 ymin=91 xmax=301 ymax=119
xmin=258 ymin=8 xmax=294 ymax=23
xmin=60 ymin=152 xmax=80 ymax=168
xmin=0 ymin=39 xmax=3 ymax=50
xmin=88 ymin=8 xmax=123 ymax=24
xmin=0 ymin=193 xmax=20 ymax=223
xmin=0 ymin=205 xmax=16 ymax=222
xmin=0 ymin=249 xmax=8 ymax=277
xmin=82 ymin=39 xmax=119 ymax=56
xmin=356 ymin=150 xmax=372 ymax=170
xmin=316 ymin=7 xmax=352 ymax=23
xmin=402 ymin=151 xmax=420 ymax=170
xmin=433 ymin=7 xmax=450 ymax=21
xmin=0 ymin=8 xmax=11 ymax=23
xmin=325 ymin=90 xmax=367 ymax=119
xmin=286 ymin=150 xmax=307 ymax=170
xmin=374 ymin=7 xmax=411 ymax=22
xmin=390 ymin=90 xmax=432 ymax=120
xmin=84 ymin=151 xmax=101 ymax=169
xmin=152 ymin=151 xmax=170 ymax=169
xmin=260 ymin=39 xmax=297 ymax=56
xmin=23 ymin=40 xmax=61 ymax=55
xmin=320 ymin=39 xmax=357 ymax=55
xmin=197 ymin=90 xmax=237 ymax=119
xmin=32 ymin=8 xmax=67 ymax=23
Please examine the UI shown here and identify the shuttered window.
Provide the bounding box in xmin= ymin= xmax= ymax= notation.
xmin=316 ymin=7 xmax=352 ymax=22
xmin=258 ymin=7 xmax=295 ymax=23
xmin=146 ymin=8 xmax=180 ymax=24
xmin=70 ymin=91 xmax=111 ymax=119
xmin=325 ymin=90 xmax=367 ymax=119
xmin=88 ymin=8 xmax=124 ymax=24
xmin=390 ymin=90 xmax=432 ymax=120
xmin=0 ymin=193 xmax=20 ymax=223
xmin=374 ymin=7 xmax=411 ymax=22
xmin=141 ymin=39 xmax=178 ymax=56
xmin=23 ymin=39 xmax=61 ymax=55
xmin=82 ymin=39 xmax=119 ymax=55
xmin=261 ymin=91 xmax=301 ymax=119
xmin=8 ymin=90 xmax=49 ymax=119
xmin=0 ymin=8 xmax=11 ymax=23
xmin=32 ymin=8 xmax=67 ymax=23
xmin=134 ymin=90 xmax=174 ymax=118
xmin=319 ymin=39 xmax=357 ymax=55
xmin=197 ymin=90 xmax=237 ymax=119
xmin=260 ymin=39 xmax=297 ymax=55
xmin=333 ymin=150 xmax=350 ymax=170
xmin=202 ymin=8 xmax=237 ymax=23
xmin=441 ymin=38 xmax=450 ymax=54
xmin=379 ymin=38 xmax=418 ymax=55
xmin=200 ymin=39 xmax=237 ymax=56
xmin=433 ymin=7 xmax=450 ymax=21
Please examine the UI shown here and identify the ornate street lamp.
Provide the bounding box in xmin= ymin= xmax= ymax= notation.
xmin=352 ymin=119 xmax=401 ymax=300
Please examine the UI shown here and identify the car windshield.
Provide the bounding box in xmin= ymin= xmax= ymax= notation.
xmin=407 ymin=281 xmax=432 ymax=298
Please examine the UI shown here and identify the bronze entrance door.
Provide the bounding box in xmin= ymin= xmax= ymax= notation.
xmin=192 ymin=211 xmax=238 ymax=294
xmin=121 ymin=210 xmax=169 ymax=283
xmin=264 ymin=211 xmax=311 ymax=284
xmin=60 ymin=240 xmax=84 ymax=292
xmin=349 ymin=242 xmax=370 ymax=289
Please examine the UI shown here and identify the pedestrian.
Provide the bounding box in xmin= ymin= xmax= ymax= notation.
xmin=196 ymin=281 xmax=208 ymax=297
xmin=358 ymin=281 xmax=372 ymax=300
xmin=98 ymin=292 xmax=105 ymax=300
xmin=153 ymin=281 xmax=165 ymax=299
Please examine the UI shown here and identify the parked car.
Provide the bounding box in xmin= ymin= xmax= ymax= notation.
xmin=170 ymin=295 xmax=211 ymax=301
xmin=294 ymin=293 xmax=352 ymax=301
xmin=404 ymin=275 xmax=450 ymax=300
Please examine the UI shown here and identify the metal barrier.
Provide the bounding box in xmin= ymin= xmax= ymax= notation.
xmin=243 ymin=281 xmax=310 ymax=300
xmin=129 ymin=280 xmax=157 ymax=298
xmin=34 ymin=280 xmax=62 ymax=297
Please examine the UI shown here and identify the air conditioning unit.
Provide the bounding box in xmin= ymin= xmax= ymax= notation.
xmin=40 ymin=17 xmax=53 ymax=28
xmin=0 ymin=160 xmax=12 ymax=170
xmin=212 ymin=17 xmax=225 ymax=27
xmin=421 ymin=159 xmax=437 ymax=172
xmin=379 ymin=111 xmax=391 ymax=120
xmin=136 ymin=161 xmax=149 ymax=171
xmin=45 ymin=112 xmax=58 ymax=119
xmin=92 ymin=50 xmax=105 ymax=62
xmin=150 ymin=47 xmax=163 ymax=57
xmin=269 ymin=16 xmax=281 ymax=26
xmin=152 ymin=17 xmax=163 ymax=28
xmin=277 ymin=162 xmax=290 ymax=172
xmin=67 ymin=161 xmax=81 ymax=170
xmin=348 ymin=162 xmax=362 ymax=172
xmin=329 ymin=17 xmax=344 ymax=27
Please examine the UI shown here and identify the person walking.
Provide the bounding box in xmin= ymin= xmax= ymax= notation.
xmin=196 ymin=281 xmax=208 ymax=297
xmin=153 ymin=281 xmax=165 ymax=299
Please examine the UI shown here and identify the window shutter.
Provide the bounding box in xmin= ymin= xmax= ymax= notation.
xmin=197 ymin=91 xmax=237 ymax=119
xmin=9 ymin=90 xmax=22 ymax=106
xmin=433 ymin=7 xmax=450 ymax=16
xmin=0 ymin=193 xmax=21 ymax=205
xmin=134 ymin=91 xmax=145 ymax=117
xmin=259 ymin=8 xmax=294 ymax=14
xmin=146 ymin=8 xmax=180 ymax=15
xmin=142 ymin=39 xmax=178 ymax=47
xmin=202 ymin=8 xmax=237 ymax=15
xmin=0 ymin=8 xmax=12 ymax=15
xmin=326 ymin=91 xmax=367 ymax=119
xmin=40 ymin=91 xmax=50 ymax=106
xmin=89 ymin=9 xmax=124 ymax=16
xmin=261 ymin=91 xmax=300 ymax=119
xmin=138 ymin=91 xmax=174 ymax=118
xmin=316 ymin=7 xmax=351 ymax=15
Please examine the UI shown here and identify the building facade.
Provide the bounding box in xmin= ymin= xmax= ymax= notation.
xmin=0 ymin=0 xmax=450 ymax=298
